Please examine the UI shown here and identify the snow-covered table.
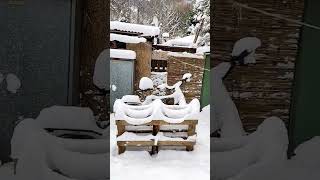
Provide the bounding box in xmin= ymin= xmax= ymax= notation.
xmin=114 ymin=98 xmax=200 ymax=155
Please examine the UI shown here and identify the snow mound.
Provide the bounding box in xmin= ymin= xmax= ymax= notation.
xmin=168 ymin=52 xmax=203 ymax=59
xmin=6 ymin=73 xmax=21 ymax=93
xmin=35 ymin=106 xmax=102 ymax=133
xmin=182 ymin=73 xmax=192 ymax=82
xmin=111 ymin=49 xmax=136 ymax=60
xmin=111 ymin=33 xmax=146 ymax=44
xmin=93 ymin=49 xmax=108 ymax=90
xmin=163 ymin=35 xmax=198 ymax=47
xmin=121 ymin=95 xmax=141 ymax=104
xmin=110 ymin=21 xmax=160 ymax=37
xmin=232 ymin=37 xmax=261 ymax=64
xmin=293 ymin=136 xmax=320 ymax=168
xmin=212 ymin=62 xmax=245 ymax=137
xmin=139 ymin=77 xmax=154 ymax=90
xmin=114 ymin=99 xmax=200 ymax=125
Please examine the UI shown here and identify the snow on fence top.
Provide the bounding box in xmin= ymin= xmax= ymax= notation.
xmin=113 ymin=99 xmax=200 ymax=125
xmin=110 ymin=21 xmax=160 ymax=37
xmin=168 ymin=52 xmax=204 ymax=59
xmin=163 ymin=35 xmax=197 ymax=47
xmin=110 ymin=33 xmax=146 ymax=44
xmin=110 ymin=49 xmax=136 ymax=60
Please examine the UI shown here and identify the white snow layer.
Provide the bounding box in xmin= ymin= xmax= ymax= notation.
xmin=111 ymin=84 xmax=117 ymax=91
xmin=139 ymin=77 xmax=154 ymax=90
xmin=163 ymin=35 xmax=198 ymax=47
xmin=114 ymin=98 xmax=200 ymax=125
xmin=196 ymin=46 xmax=210 ymax=54
xmin=110 ymin=33 xmax=146 ymax=44
xmin=213 ymin=117 xmax=288 ymax=180
xmin=182 ymin=73 xmax=192 ymax=82
xmin=232 ymin=37 xmax=261 ymax=64
xmin=6 ymin=73 xmax=21 ymax=93
xmin=168 ymin=52 xmax=204 ymax=59
xmin=110 ymin=21 xmax=160 ymax=37
xmin=110 ymin=105 xmax=210 ymax=180
xmin=35 ymin=106 xmax=102 ymax=133
xmin=110 ymin=49 xmax=136 ymax=60
xmin=230 ymin=135 xmax=320 ymax=180
xmin=93 ymin=49 xmax=108 ymax=90
xmin=10 ymin=118 xmax=108 ymax=180
xmin=212 ymin=62 xmax=245 ymax=137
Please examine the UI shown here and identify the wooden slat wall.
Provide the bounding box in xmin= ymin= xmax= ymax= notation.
xmin=213 ymin=0 xmax=304 ymax=132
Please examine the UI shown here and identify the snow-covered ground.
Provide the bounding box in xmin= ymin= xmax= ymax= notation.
xmin=110 ymin=105 xmax=210 ymax=180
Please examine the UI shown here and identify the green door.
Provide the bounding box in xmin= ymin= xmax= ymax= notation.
xmin=201 ymin=53 xmax=210 ymax=108
xmin=290 ymin=0 xmax=320 ymax=151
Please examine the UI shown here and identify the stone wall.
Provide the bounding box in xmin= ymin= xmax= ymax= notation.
xmin=213 ymin=0 xmax=304 ymax=131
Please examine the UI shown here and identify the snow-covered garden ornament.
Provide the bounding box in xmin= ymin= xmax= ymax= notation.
xmin=231 ymin=37 xmax=261 ymax=65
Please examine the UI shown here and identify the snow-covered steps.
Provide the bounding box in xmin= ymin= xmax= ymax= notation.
xmin=116 ymin=120 xmax=198 ymax=154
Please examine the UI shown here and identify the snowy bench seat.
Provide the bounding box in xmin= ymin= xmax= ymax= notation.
xmin=116 ymin=120 xmax=198 ymax=137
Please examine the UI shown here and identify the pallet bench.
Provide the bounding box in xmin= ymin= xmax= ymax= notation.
xmin=116 ymin=120 xmax=198 ymax=154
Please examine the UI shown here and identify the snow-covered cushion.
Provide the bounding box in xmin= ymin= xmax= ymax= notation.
xmin=36 ymin=106 xmax=101 ymax=133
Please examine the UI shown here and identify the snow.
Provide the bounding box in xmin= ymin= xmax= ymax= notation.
xmin=110 ymin=33 xmax=146 ymax=44
xmin=196 ymin=45 xmax=210 ymax=54
xmin=93 ymin=49 xmax=108 ymax=90
xmin=212 ymin=62 xmax=245 ymax=137
xmin=150 ymin=72 xmax=167 ymax=86
xmin=168 ymin=52 xmax=204 ymax=59
xmin=292 ymin=136 xmax=320 ymax=168
xmin=110 ymin=21 xmax=160 ymax=37
xmin=213 ymin=117 xmax=288 ymax=180
xmin=162 ymin=32 xmax=170 ymax=38
xmin=110 ymin=49 xmax=136 ymax=60
xmin=121 ymin=95 xmax=141 ymax=104
xmin=114 ymin=99 xmax=200 ymax=125
xmin=117 ymin=132 xmax=196 ymax=142
xmin=232 ymin=37 xmax=261 ymax=64
xmin=35 ymin=106 xmax=102 ymax=133
xmin=110 ymin=105 xmax=210 ymax=180
xmin=6 ymin=73 xmax=21 ymax=93
xmin=139 ymin=77 xmax=154 ymax=90
xmin=111 ymin=84 xmax=117 ymax=91
xmin=182 ymin=73 xmax=192 ymax=82
xmin=163 ymin=35 xmax=198 ymax=47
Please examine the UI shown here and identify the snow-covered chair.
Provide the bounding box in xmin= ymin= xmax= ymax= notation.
xmin=11 ymin=118 xmax=108 ymax=180
xmin=212 ymin=117 xmax=288 ymax=180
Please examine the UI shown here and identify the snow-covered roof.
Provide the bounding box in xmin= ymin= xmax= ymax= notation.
xmin=110 ymin=49 xmax=136 ymax=60
xmin=110 ymin=21 xmax=160 ymax=37
xmin=110 ymin=33 xmax=146 ymax=44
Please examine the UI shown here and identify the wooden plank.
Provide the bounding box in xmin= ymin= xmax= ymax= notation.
xmin=127 ymin=43 xmax=152 ymax=90
xmin=117 ymin=125 xmax=125 ymax=137
xmin=117 ymin=141 xmax=154 ymax=146
xmin=153 ymin=125 xmax=160 ymax=136
xmin=153 ymin=45 xmax=196 ymax=53
xmin=116 ymin=120 xmax=198 ymax=126
xmin=187 ymin=124 xmax=196 ymax=136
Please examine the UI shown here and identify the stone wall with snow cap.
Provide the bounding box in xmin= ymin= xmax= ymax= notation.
xmin=213 ymin=0 xmax=304 ymax=131
xmin=167 ymin=52 xmax=205 ymax=103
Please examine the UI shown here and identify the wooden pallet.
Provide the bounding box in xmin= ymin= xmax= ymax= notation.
xmin=116 ymin=120 xmax=198 ymax=154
